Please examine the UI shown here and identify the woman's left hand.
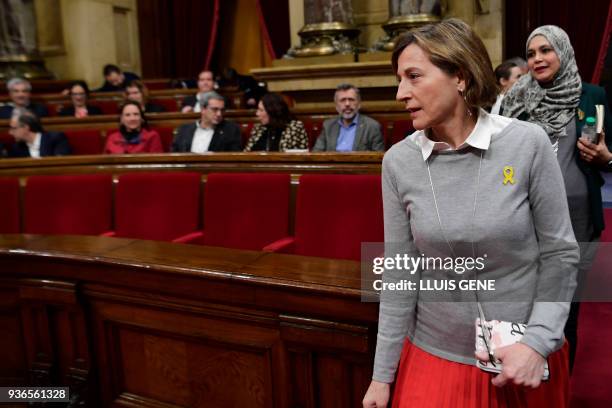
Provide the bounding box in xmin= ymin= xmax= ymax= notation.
xmin=475 ymin=343 xmax=545 ymax=388
xmin=577 ymin=131 xmax=611 ymax=166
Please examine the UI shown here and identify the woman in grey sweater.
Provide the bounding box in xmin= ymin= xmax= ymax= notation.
xmin=363 ymin=19 xmax=579 ymax=407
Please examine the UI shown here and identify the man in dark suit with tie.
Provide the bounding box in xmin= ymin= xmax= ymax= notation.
xmin=312 ymin=83 xmax=384 ymax=152
xmin=7 ymin=108 xmax=71 ymax=158
xmin=172 ymin=91 xmax=241 ymax=153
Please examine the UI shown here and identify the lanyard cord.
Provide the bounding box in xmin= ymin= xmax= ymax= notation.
xmin=426 ymin=149 xmax=483 ymax=264
xmin=426 ymin=149 xmax=497 ymax=362
xmin=426 ymin=151 xmax=487 ymax=312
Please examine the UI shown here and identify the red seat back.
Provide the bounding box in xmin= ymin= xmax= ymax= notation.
xmin=385 ymin=120 xmax=414 ymax=149
xmin=64 ymin=129 xmax=105 ymax=155
xmin=114 ymin=172 xmax=201 ymax=241
xmin=153 ymin=127 xmax=175 ymax=152
xmin=46 ymin=101 xmax=65 ymax=116
xmin=293 ymin=174 xmax=384 ymax=261
xmin=149 ymin=97 xmax=178 ymax=112
xmin=202 ymin=173 xmax=290 ymax=250
xmin=0 ymin=132 xmax=15 ymax=153
xmin=303 ymin=120 xmax=323 ymax=150
xmin=93 ymin=99 xmax=120 ymax=115
xmin=24 ymin=174 xmax=113 ymax=235
xmin=0 ymin=177 xmax=20 ymax=233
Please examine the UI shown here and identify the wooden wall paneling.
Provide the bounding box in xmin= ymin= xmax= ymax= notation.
xmin=280 ymin=315 xmax=373 ymax=407
xmin=0 ymin=281 xmax=28 ymax=386
xmin=87 ymin=290 xmax=284 ymax=406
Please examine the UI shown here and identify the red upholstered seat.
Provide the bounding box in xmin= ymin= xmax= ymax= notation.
xmin=64 ymin=129 xmax=105 ymax=155
xmin=385 ymin=119 xmax=414 ymax=149
xmin=0 ymin=177 xmax=20 ymax=233
xmin=0 ymin=132 xmax=15 ymax=153
xmin=303 ymin=120 xmax=324 ymax=149
xmin=143 ymin=79 xmax=170 ymax=90
xmin=93 ymin=99 xmax=120 ymax=115
xmin=195 ymin=173 xmax=291 ymax=250
xmin=24 ymin=174 xmax=113 ymax=235
xmin=45 ymin=101 xmax=64 ymax=116
xmin=112 ymin=172 xmax=201 ymax=242
xmin=267 ymin=174 xmax=383 ymax=261
xmin=153 ymin=127 xmax=175 ymax=152
xmin=149 ymin=97 xmax=179 ymax=112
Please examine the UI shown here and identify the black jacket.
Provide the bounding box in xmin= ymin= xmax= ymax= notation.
xmin=95 ymin=72 xmax=140 ymax=92
xmin=0 ymin=102 xmax=49 ymax=119
xmin=171 ymin=120 xmax=242 ymax=152
xmin=58 ymin=105 xmax=103 ymax=117
xmin=8 ymin=132 xmax=72 ymax=158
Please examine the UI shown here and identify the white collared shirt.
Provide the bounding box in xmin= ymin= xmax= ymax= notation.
xmin=490 ymin=93 xmax=505 ymax=115
xmin=408 ymin=109 xmax=512 ymax=161
xmin=193 ymin=94 xmax=202 ymax=113
xmin=27 ymin=133 xmax=42 ymax=158
xmin=190 ymin=121 xmax=214 ymax=153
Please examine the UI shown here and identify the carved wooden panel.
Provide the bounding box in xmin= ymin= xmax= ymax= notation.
xmin=0 ymin=284 xmax=28 ymax=386
xmin=90 ymin=298 xmax=282 ymax=407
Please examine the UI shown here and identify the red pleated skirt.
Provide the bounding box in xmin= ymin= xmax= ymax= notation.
xmin=392 ymin=339 xmax=569 ymax=408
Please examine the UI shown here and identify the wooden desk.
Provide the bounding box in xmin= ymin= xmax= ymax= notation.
xmin=0 ymin=234 xmax=378 ymax=407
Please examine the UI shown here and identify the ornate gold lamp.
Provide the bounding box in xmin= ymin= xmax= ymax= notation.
xmin=372 ymin=0 xmax=445 ymax=51
xmin=288 ymin=22 xmax=361 ymax=57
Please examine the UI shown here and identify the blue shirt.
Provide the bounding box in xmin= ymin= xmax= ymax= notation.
xmin=336 ymin=114 xmax=359 ymax=152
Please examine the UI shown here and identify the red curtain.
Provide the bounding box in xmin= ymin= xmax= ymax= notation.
xmin=255 ymin=0 xmax=291 ymax=59
xmin=505 ymin=0 xmax=611 ymax=83
xmin=592 ymin=2 xmax=612 ymax=84
xmin=137 ymin=0 xmax=219 ymax=78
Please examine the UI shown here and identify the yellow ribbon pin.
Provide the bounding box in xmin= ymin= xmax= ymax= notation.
xmin=503 ymin=166 xmax=515 ymax=185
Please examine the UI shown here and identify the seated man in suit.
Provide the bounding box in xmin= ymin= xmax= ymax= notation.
xmin=0 ymin=78 xmax=49 ymax=119
xmin=96 ymin=64 xmax=140 ymax=92
xmin=181 ymin=70 xmax=216 ymax=113
xmin=7 ymin=108 xmax=71 ymax=158
xmin=312 ymin=84 xmax=384 ymax=152
xmin=172 ymin=91 xmax=241 ymax=153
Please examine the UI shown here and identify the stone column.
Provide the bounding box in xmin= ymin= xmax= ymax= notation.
xmin=372 ymin=0 xmax=444 ymax=51
xmin=0 ymin=0 xmax=53 ymax=79
xmin=287 ymin=0 xmax=361 ymax=57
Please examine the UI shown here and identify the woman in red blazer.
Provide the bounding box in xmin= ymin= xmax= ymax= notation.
xmin=104 ymin=101 xmax=163 ymax=154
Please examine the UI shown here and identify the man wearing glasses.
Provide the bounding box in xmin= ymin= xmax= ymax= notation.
xmin=172 ymin=91 xmax=241 ymax=153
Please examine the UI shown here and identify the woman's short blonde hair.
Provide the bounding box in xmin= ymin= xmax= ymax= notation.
xmin=391 ymin=18 xmax=498 ymax=110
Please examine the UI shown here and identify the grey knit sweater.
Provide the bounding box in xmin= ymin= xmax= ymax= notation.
xmin=373 ymin=117 xmax=579 ymax=383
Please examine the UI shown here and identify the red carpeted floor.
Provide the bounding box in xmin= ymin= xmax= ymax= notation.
xmin=570 ymin=221 xmax=612 ymax=408
xmin=570 ymin=302 xmax=612 ymax=407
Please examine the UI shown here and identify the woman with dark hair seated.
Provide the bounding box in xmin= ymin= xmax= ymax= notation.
xmin=125 ymin=80 xmax=166 ymax=113
xmin=58 ymin=80 xmax=102 ymax=118
xmin=104 ymin=101 xmax=163 ymax=154
xmin=244 ymin=93 xmax=308 ymax=151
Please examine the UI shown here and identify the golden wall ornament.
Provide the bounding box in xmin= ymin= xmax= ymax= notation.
xmin=287 ymin=22 xmax=361 ymax=57
xmin=372 ymin=0 xmax=445 ymax=52
xmin=0 ymin=0 xmax=54 ymax=79
xmin=286 ymin=0 xmax=361 ymax=58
